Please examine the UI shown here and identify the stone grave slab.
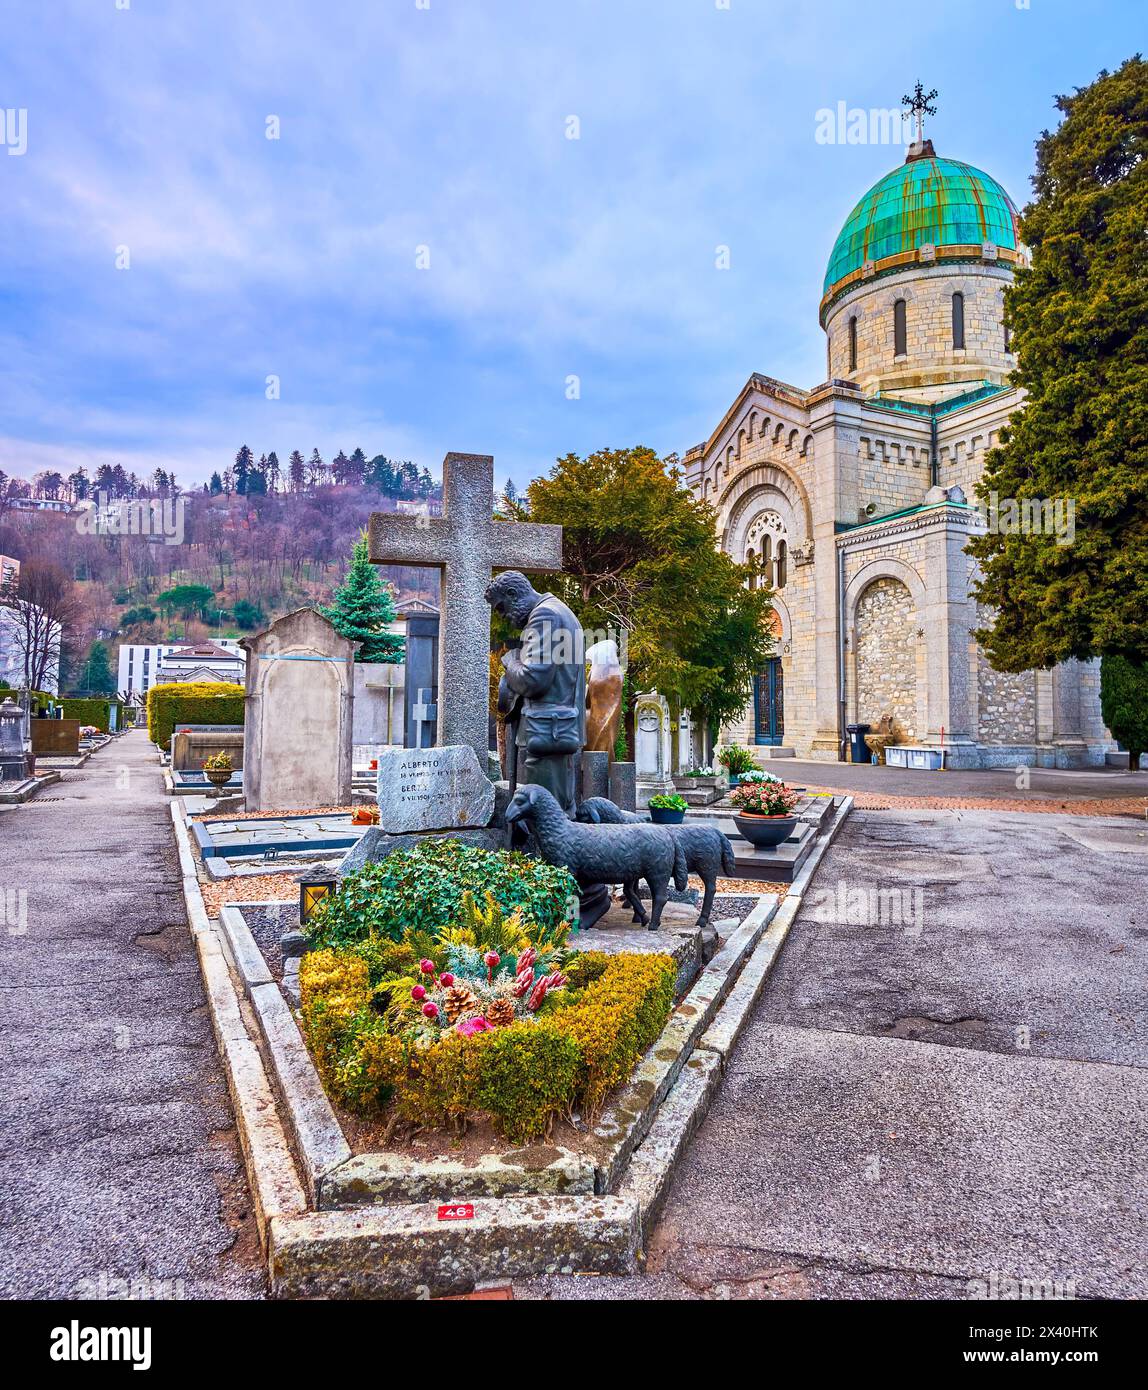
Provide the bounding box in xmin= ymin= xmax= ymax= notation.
xmin=375 ymin=745 xmax=495 ymax=835
xmin=193 ymin=812 xmax=368 ymax=859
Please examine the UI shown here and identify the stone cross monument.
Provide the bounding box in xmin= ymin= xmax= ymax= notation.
xmin=367 ymin=453 xmax=563 ymax=771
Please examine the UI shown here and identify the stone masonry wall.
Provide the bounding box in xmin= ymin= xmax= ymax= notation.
xmin=825 ymin=263 xmax=1015 ymax=397
xmin=852 ymin=577 xmax=919 ymax=737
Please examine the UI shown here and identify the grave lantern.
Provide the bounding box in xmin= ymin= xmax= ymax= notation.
xmin=298 ymin=867 xmax=337 ymax=925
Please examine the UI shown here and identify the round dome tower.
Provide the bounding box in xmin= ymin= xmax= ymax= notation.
xmin=820 ymin=147 xmax=1027 ymax=400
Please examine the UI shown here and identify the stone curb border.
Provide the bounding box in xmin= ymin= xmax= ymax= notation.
xmin=170 ymin=802 xmax=308 ymax=1249
xmin=173 ymin=794 xmax=852 ymax=1297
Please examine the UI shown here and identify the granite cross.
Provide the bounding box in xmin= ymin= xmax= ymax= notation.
xmin=411 ymin=687 xmax=437 ymax=749
xmin=368 ymin=453 xmax=563 ymax=770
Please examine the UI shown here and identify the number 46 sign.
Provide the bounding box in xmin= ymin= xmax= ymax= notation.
xmin=437 ymin=1203 xmax=474 ymax=1221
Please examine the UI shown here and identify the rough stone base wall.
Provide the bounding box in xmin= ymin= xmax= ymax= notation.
xmin=853 ymin=576 xmax=919 ymax=737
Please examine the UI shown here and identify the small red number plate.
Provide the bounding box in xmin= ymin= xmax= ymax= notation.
xmin=437 ymin=1203 xmax=475 ymax=1221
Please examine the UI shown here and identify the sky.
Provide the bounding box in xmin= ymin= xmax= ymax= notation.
xmin=0 ymin=0 xmax=1141 ymax=493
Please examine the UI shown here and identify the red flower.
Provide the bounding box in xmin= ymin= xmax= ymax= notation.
xmin=439 ymin=972 xmax=455 ymax=987
xmin=422 ymin=1001 xmax=439 ymax=1019
xmin=411 ymin=984 xmax=426 ymax=1001
xmin=420 ymin=959 xmax=436 ymax=975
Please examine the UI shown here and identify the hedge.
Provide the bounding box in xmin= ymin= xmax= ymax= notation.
xmin=299 ymin=947 xmax=677 ymax=1143
xmin=146 ymin=680 xmax=245 ymax=750
xmin=59 ymin=698 xmax=122 ymax=732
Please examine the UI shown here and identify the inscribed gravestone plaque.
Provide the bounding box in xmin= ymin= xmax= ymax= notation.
xmin=375 ymin=745 xmax=495 ymax=834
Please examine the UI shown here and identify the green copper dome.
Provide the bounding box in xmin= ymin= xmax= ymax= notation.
xmin=823 ymin=155 xmax=1020 ymax=297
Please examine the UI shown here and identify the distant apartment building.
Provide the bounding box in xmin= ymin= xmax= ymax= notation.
xmin=10 ymin=497 xmax=73 ymax=515
xmin=118 ymin=639 xmax=245 ymax=700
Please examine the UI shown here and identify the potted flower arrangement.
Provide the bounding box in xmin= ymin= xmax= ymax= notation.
xmin=716 ymin=743 xmax=759 ymax=788
xmin=730 ymin=778 xmax=800 ymax=848
xmin=351 ymin=803 xmax=380 ymax=826
xmin=201 ymin=750 xmax=233 ymax=789
xmin=647 ymin=792 xmax=689 ymax=825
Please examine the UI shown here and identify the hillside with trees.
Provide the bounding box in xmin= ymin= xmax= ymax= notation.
xmin=0 ymin=445 xmax=443 ymax=694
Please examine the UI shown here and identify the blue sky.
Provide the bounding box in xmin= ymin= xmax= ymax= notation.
xmin=0 ymin=0 xmax=1141 ymax=492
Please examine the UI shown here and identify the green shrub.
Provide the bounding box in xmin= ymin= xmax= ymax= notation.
xmin=146 ymin=680 xmax=245 ymax=749
xmin=59 ymin=698 xmax=121 ymax=732
xmin=550 ymin=952 xmax=677 ymax=1113
xmin=1101 ymin=655 xmax=1148 ymax=771
xmin=475 ymin=1022 xmax=582 ymax=1144
xmin=306 ymin=839 xmax=577 ymax=950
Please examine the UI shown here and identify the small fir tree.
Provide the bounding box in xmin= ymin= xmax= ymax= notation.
xmin=322 ymin=536 xmax=404 ymax=663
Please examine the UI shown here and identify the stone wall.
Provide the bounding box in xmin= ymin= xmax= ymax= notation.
xmin=852 ymin=576 xmax=919 ymax=737
xmin=825 ymin=263 xmax=1015 ymax=398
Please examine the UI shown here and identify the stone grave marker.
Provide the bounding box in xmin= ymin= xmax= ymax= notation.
xmin=241 ymin=608 xmax=356 ymax=812
xmin=375 ymin=745 xmax=495 ymax=835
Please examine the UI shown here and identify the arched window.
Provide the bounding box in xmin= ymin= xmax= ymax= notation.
xmin=893 ymin=299 xmax=907 ymax=358
xmin=761 ymin=536 xmax=772 ymax=576
xmin=746 ymin=547 xmax=757 ymax=589
xmin=952 ymin=292 xmax=965 ymax=349
xmin=848 ymin=315 xmax=858 ymax=371
xmin=776 ymin=540 xmax=787 ymax=590
xmin=1004 ymin=317 xmax=1011 ymax=353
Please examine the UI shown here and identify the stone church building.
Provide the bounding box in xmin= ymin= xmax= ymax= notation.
xmin=683 ymin=139 xmax=1111 ymax=768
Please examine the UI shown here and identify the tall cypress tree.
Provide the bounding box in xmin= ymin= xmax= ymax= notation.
xmin=322 ymin=536 xmax=404 ymax=663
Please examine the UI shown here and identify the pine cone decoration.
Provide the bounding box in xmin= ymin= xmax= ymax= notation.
xmin=442 ymin=985 xmax=477 ymax=1024
xmin=485 ymin=998 xmax=516 ymax=1028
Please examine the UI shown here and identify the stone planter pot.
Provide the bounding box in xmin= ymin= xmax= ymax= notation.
xmin=204 ymin=767 xmax=232 ymax=789
xmin=649 ymin=805 xmax=686 ymax=825
xmin=675 ymin=775 xmax=720 ymax=790
xmin=734 ymin=813 xmax=797 ymax=848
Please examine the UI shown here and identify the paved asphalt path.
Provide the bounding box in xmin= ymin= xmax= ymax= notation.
xmin=0 ymin=731 xmax=264 ymax=1299
xmin=519 ymin=807 xmax=1148 ymax=1299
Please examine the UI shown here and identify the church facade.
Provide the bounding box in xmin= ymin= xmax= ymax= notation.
xmin=683 ymin=140 xmax=1112 ymax=768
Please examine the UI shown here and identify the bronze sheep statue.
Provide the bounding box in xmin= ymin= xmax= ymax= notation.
xmin=505 ymin=784 xmax=687 ymax=931
xmin=577 ymin=796 xmax=737 ymax=930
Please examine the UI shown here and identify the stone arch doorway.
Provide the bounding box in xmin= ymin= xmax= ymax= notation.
xmin=852 ymin=576 xmax=921 ymax=737
xmin=753 ymin=609 xmax=785 ymax=746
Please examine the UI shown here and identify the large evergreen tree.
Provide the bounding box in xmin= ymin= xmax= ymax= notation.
xmin=969 ymin=57 xmax=1148 ymax=671
xmin=322 ymin=535 xmax=404 ymax=663
xmin=234 ymin=444 xmax=254 ymax=496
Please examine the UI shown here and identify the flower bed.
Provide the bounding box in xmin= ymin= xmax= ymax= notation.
xmin=299 ymin=888 xmax=677 ymax=1146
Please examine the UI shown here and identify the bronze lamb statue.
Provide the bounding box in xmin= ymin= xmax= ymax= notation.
xmin=505 ymin=784 xmax=687 ymax=931
xmin=578 ymin=796 xmax=736 ymax=930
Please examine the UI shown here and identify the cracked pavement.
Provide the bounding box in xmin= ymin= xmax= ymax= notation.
xmin=0 ymin=730 xmax=264 ymax=1299
xmin=518 ymin=807 xmax=1148 ymax=1300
